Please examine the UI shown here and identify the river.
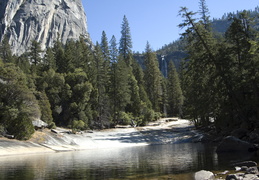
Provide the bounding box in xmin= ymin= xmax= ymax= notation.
xmin=0 ymin=119 xmax=258 ymax=179
xmin=0 ymin=143 xmax=217 ymax=180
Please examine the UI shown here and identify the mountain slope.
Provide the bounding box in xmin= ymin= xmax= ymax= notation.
xmin=156 ymin=7 xmax=259 ymax=74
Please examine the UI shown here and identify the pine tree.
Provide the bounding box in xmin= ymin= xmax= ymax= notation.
xmin=0 ymin=63 xmax=39 ymax=140
xmin=109 ymin=35 xmax=119 ymax=121
xmin=43 ymin=47 xmax=56 ymax=70
xmin=100 ymin=31 xmax=111 ymax=100
xmin=110 ymin=35 xmax=118 ymax=64
xmin=223 ymin=11 xmax=259 ymax=127
xmin=100 ymin=31 xmax=110 ymax=62
xmin=167 ymin=61 xmax=184 ymax=117
xmin=53 ymin=38 xmax=65 ymax=73
xmin=132 ymin=60 xmax=151 ymax=109
xmin=199 ymin=0 xmax=211 ymax=30
xmin=29 ymin=40 xmax=42 ymax=66
xmin=77 ymin=36 xmax=96 ymax=84
xmin=63 ymin=68 xmax=93 ymax=128
xmin=37 ymin=69 xmax=66 ymax=125
xmin=179 ymin=7 xmax=218 ymax=126
xmin=94 ymin=43 xmax=111 ymax=128
xmin=0 ymin=36 xmax=14 ymax=63
xmin=119 ymin=15 xmax=133 ymax=66
xmin=113 ymin=58 xmax=131 ymax=121
xmin=35 ymin=91 xmax=53 ymax=124
xmin=144 ymin=42 xmax=163 ymax=112
xmin=64 ymin=40 xmax=78 ymax=72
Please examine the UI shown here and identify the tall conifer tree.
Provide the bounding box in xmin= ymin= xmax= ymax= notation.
xmin=29 ymin=40 xmax=42 ymax=66
xmin=0 ymin=36 xmax=14 ymax=63
xmin=199 ymin=0 xmax=210 ymax=29
xmin=109 ymin=35 xmax=118 ymax=120
xmin=119 ymin=15 xmax=133 ymax=66
xmin=167 ymin=61 xmax=184 ymax=117
xmin=144 ymin=42 xmax=163 ymax=112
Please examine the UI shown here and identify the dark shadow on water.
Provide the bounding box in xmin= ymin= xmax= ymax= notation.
xmin=217 ymin=151 xmax=259 ymax=168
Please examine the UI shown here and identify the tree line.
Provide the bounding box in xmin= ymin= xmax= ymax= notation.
xmin=0 ymin=15 xmax=183 ymax=140
xmin=180 ymin=0 xmax=259 ymax=133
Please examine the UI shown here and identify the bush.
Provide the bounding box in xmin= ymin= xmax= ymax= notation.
xmin=154 ymin=112 xmax=161 ymax=121
xmin=144 ymin=109 xmax=155 ymax=122
xmin=35 ymin=91 xmax=53 ymax=124
xmin=8 ymin=112 xmax=35 ymax=140
xmin=0 ymin=125 xmax=5 ymax=136
xmin=118 ymin=112 xmax=132 ymax=125
xmin=48 ymin=122 xmax=56 ymax=129
xmin=71 ymin=120 xmax=85 ymax=131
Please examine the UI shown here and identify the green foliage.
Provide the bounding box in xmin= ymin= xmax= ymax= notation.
xmin=29 ymin=40 xmax=42 ymax=66
xmin=0 ymin=36 xmax=14 ymax=63
xmin=113 ymin=58 xmax=131 ymax=113
xmin=144 ymin=42 xmax=163 ymax=112
xmin=7 ymin=111 xmax=35 ymax=140
xmin=53 ymin=38 xmax=66 ymax=73
xmin=119 ymin=15 xmax=133 ymax=66
xmin=118 ymin=111 xmax=132 ymax=125
xmin=43 ymin=48 xmax=56 ymax=70
xmin=71 ymin=120 xmax=85 ymax=132
xmin=167 ymin=61 xmax=184 ymax=117
xmin=35 ymin=91 xmax=53 ymax=124
xmin=0 ymin=14 xmax=188 ymax=139
xmin=0 ymin=63 xmax=39 ymax=140
xmin=180 ymin=6 xmax=259 ymax=132
xmin=48 ymin=122 xmax=56 ymax=129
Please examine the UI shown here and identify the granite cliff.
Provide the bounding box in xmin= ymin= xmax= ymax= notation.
xmin=0 ymin=0 xmax=89 ymax=55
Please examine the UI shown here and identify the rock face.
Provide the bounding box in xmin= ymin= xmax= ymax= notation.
xmin=0 ymin=0 xmax=89 ymax=55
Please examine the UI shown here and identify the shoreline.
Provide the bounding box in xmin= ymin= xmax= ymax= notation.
xmin=0 ymin=118 xmax=195 ymax=157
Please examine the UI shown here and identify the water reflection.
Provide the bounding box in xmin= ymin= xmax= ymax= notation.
xmin=0 ymin=143 xmax=245 ymax=180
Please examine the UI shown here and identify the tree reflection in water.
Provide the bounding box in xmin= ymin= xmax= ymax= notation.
xmin=0 ymin=143 xmax=257 ymax=180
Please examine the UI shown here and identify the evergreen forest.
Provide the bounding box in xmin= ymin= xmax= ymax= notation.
xmin=0 ymin=15 xmax=183 ymax=140
xmin=0 ymin=1 xmax=259 ymax=140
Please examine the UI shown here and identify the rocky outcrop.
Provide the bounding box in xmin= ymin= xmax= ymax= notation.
xmin=195 ymin=161 xmax=259 ymax=180
xmin=0 ymin=0 xmax=89 ymax=55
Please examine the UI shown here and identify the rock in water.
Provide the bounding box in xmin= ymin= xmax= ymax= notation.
xmin=0 ymin=0 xmax=90 ymax=55
xmin=194 ymin=170 xmax=215 ymax=180
xmin=216 ymin=136 xmax=257 ymax=153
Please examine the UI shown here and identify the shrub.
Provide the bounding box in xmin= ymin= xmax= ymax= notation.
xmin=118 ymin=112 xmax=132 ymax=125
xmin=8 ymin=112 xmax=35 ymax=140
xmin=48 ymin=122 xmax=56 ymax=129
xmin=71 ymin=120 xmax=85 ymax=131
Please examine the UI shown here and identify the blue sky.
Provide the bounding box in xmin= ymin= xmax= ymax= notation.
xmin=83 ymin=0 xmax=259 ymax=53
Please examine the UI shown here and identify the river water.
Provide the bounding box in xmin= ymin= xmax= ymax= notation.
xmin=1 ymin=119 xmax=259 ymax=180
xmin=1 ymin=142 xmax=258 ymax=180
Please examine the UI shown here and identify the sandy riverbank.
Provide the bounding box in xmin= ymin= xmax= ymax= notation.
xmin=0 ymin=118 xmax=197 ymax=156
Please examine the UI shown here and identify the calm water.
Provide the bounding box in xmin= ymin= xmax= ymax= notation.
xmin=0 ymin=143 xmax=258 ymax=180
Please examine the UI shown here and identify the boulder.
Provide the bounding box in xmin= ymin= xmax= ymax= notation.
xmin=216 ymin=136 xmax=257 ymax=153
xmin=243 ymin=174 xmax=259 ymax=180
xmin=246 ymin=167 xmax=259 ymax=175
xmin=226 ymin=173 xmax=259 ymax=180
xmin=232 ymin=161 xmax=258 ymax=168
xmin=226 ymin=174 xmax=239 ymax=180
xmin=194 ymin=170 xmax=215 ymax=180
xmin=32 ymin=119 xmax=48 ymax=129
